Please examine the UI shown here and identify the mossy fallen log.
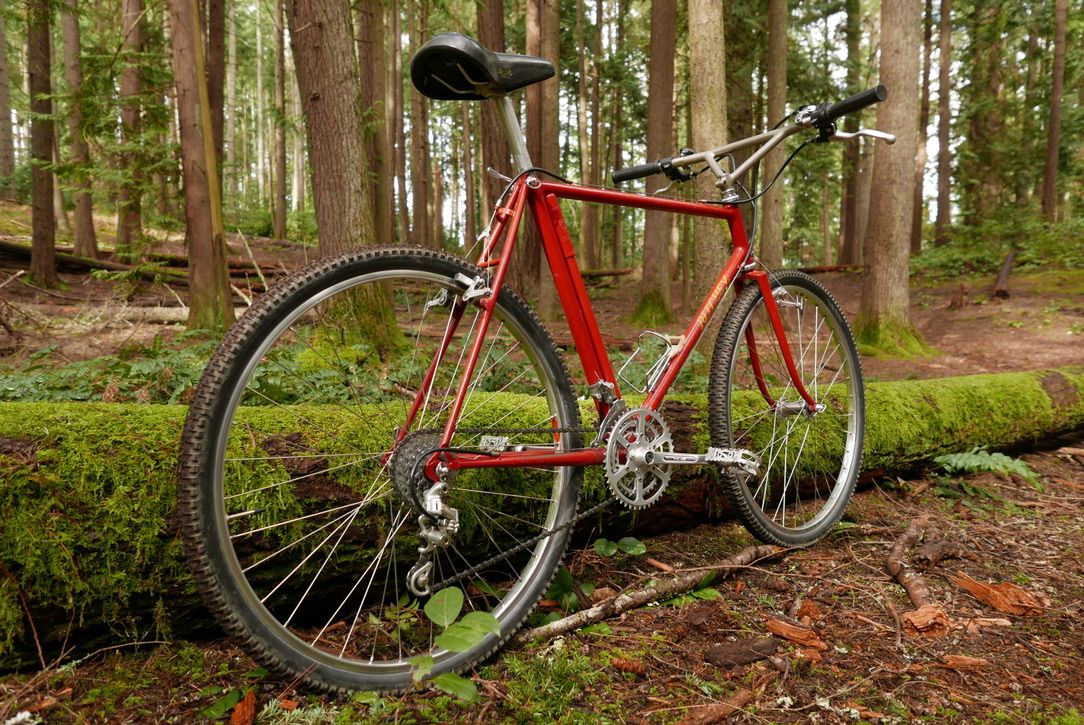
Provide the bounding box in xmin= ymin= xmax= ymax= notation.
xmin=0 ymin=366 xmax=1081 ymax=670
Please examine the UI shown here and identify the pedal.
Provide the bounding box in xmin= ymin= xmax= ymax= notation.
xmin=705 ymin=447 xmax=760 ymax=477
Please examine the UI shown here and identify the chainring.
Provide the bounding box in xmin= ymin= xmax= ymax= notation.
xmin=604 ymin=407 xmax=673 ymax=509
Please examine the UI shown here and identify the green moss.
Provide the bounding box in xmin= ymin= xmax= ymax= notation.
xmin=629 ymin=289 xmax=673 ymax=327
xmin=854 ymin=317 xmax=934 ymax=358
xmin=1 ymin=366 xmax=1082 ymax=665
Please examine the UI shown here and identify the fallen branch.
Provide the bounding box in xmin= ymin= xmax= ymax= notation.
xmin=520 ymin=544 xmax=781 ymax=643
xmin=885 ymin=514 xmax=932 ymax=609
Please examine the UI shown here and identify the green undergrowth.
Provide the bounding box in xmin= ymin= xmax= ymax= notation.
xmin=629 ymin=289 xmax=673 ymax=328
xmin=1 ymin=367 xmax=1082 ymax=667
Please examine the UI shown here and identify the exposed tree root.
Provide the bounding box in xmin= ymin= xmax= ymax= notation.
xmin=520 ymin=544 xmax=781 ymax=643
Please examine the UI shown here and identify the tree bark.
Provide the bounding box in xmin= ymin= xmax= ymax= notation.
xmin=255 ymin=2 xmax=266 ymax=203
xmin=910 ymin=0 xmax=933 ymax=255
xmin=639 ymin=0 xmax=676 ymax=320
xmin=408 ymin=1 xmax=432 ymax=248
xmin=0 ymin=1 xmax=14 ymax=194
xmin=933 ymin=0 xmax=952 ymax=246
xmin=392 ymin=4 xmax=409 ymax=244
xmin=272 ymin=0 xmax=287 ymax=241
xmin=358 ymin=0 xmax=392 ymax=245
xmin=286 ymin=0 xmax=374 ymax=256
xmin=206 ymin=0 xmax=225 ymax=190
xmin=476 ymin=0 xmax=510 ymax=217
xmin=857 ymin=0 xmax=922 ymax=346
xmin=838 ymin=0 xmax=863 ymax=265
xmin=28 ymin=0 xmax=58 ymax=287
xmin=687 ymin=0 xmax=728 ymax=300
xmin=225 ymin=2 xmax=237 ymax=201
xmin=759 ymin=0 xmax=787 ymax=268
xmin=168 ymin=0 xmax=234 ymax=331
xmin=1040 ymin=0 xmax=1067 ymax=222
xmin=116 ymin=0 xmax=143 ymax=261
xmin=59 ymin=0 xmax=97 ymax=259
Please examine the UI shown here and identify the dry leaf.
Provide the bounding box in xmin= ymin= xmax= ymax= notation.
xmin=901 ymin=603 xmax=952 ymax=637
xmin=797 ymin=647 xmax=823 ymax=663
xmin=764 ymin=617 xmax=828 ymax=650
xmin=704 ymin=637 xmax=779 ymax=668
xmin=230 ymin=690 xmax=257 ymax=725
xmin=950 ymin=571 xmax=1046 ymax=615
xmin=675 ymin=690 xmax=755 ymax=725
xmin=964 ymin=616 xmax=1013 ymax=634
xmin=277 ymin=698 xmax=299 ymax=711
xmin=937 ymin=654 xmax=989 ymax=670
xmin=796 ymin=599 xmax=822 ymax=622
xmin=845 ymin=702 xmax=889 ymax=720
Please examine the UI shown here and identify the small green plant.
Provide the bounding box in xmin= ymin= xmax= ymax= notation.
xmin=934 ymin=447 xmax=1041 ymax=489
xmin=593 ymin=536 xmax=647 ymax=557
xmin=407 ymin=588 xmax=500 ymax=702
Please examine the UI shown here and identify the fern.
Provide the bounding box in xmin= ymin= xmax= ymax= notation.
xmin=934 ymin=447 xmax=1041 ymax=489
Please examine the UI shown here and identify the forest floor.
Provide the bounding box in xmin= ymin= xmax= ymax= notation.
xmin=1 ymin=205 xmax=1083 ymax=723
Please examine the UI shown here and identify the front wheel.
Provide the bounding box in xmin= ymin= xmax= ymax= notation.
xmin=708 ymin=270 xmax=864 ymax=546
xmin=177 ymin=247 xmax=582 ymax=693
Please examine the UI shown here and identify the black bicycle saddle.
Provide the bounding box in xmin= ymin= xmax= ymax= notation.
xmin=410 ymin=32 xmax=555 ymax=101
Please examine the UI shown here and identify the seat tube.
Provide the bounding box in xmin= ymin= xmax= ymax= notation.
xmin=495 ymin=96 xmax=533 ymax=173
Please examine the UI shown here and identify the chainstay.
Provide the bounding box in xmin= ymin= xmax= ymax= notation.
xmin=411 ymin=423 xmax=615 ymax=591
xmin=429 ymin=496 xmax=616 ymax=592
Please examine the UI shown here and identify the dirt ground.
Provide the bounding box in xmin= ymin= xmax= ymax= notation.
xmin=1 ymin=224 xmax=1083 ymax=723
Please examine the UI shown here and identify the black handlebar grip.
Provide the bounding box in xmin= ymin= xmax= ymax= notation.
xmin=612 ymin=160 xmax=663 ymax=184
xmin=825 ymin=85 xmax=888 ymax=123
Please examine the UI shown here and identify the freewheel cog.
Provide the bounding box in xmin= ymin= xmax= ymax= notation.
xmin=390 ymin=432 xmax=441 ymax=510
xmin=604 ymin=407 xmax=673 ymax=509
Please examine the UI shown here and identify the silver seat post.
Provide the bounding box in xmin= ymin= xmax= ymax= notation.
xmin=495 ymin=96 xmax=533 ymax=173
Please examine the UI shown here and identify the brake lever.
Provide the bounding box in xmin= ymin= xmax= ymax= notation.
xmin=831 ymin=129 xmax=896 ymax=145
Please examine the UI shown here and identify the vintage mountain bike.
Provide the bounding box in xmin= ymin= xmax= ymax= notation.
xmin=177 ymin=32 xmax=895 ymax=692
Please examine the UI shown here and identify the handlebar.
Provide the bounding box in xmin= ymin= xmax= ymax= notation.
xmin=612 ymin=160 xmax=664 ymax=184
xmin=611 ymin=85 xmax=889 ymax=186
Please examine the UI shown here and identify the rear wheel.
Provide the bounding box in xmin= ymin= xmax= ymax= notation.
xmin=709 ymin=270 xmax=864 ymax=546
xmin=177 ymin=247 xmax=581 ymax=693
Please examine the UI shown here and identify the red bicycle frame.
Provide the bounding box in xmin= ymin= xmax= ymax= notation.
xmin=404 ymin=175 xmax=819 ymax=477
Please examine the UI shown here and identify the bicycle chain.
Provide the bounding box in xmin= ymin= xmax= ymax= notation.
xmin=404 ymin=423 xmax=619 ymax=592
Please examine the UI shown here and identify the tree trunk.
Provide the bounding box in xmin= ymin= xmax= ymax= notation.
xmin=476 ymin=0 xmax=510 ymax=213
xmin=959 ymin=1 xmax=1004 ymax=226
xmin=460 ymin=103 xmax=477 ymax=248
xmin=28 ymin=0 xmax=58 ymax=287
xmin=286 ymin=0 xmax=373 ymax=256
xmin=933 ymin=0 xmax=952 ymax=247
xmin=206 ymin=0 xmax=225 ymax=190
xmin=638 ymin=0 xmax=676 ymax=323
xmin=1040 ymin=0 xmax=1067 ymax=222
xmin=838 ymin=0 xmax=863 ymax=264
xmin=519 ymin=0 xmax=550 ymax=299
xmin=0 ymin=1 xmax=14 ymax=194
xmin=910 ymin=0 xmax=933 ymax=255
xmin=358 ymin=0 xmax=392 ymax=245
xmin=255 ymin=2 xmax=266 ymax=203
xmin=687 ymin=0 xmax=728 ymax=300
xmin=759 ymin=0 xmax=787 ymax=268
xmin=272 ymin=0 xmax=287 ymax=241
xmin=408 ymin=2 xmax=432 ymax=248
xmin=60 ymin=0 xmax=97 ymax=259
xmin=4 ymin=366 xmax=1084 ymax=667
xmin=168 ymin=0 xmax=234 ymax=332
xmin=225 ymin=3 xmax=237 ymax=202
xmin=392 ymin=5 xmax=409 ymax=244
xmin=857 ymin=0 xmax=923 ymax=350
xmin=116 ymin=0 xmax=143 ymax=261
